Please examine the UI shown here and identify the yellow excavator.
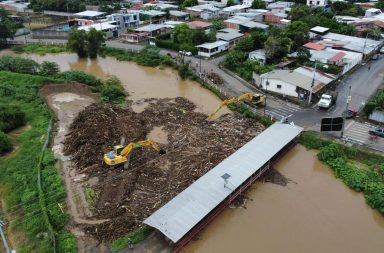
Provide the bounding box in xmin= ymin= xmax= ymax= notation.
xmin=103 ymin=139 xmax=165 ymax=167
xmin=208 ymin=93 xmax=266 ymax=120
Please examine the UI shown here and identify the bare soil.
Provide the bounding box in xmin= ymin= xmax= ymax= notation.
xmin=63 ymin=97 xmax=265 ymax=241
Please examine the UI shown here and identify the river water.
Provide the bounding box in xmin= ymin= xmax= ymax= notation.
xmin=183 ymin=145 xmax=384 ymax=253
xmin=0 ymin=50 xmax=229 ymax=116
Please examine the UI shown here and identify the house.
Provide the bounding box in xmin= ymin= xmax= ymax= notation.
xmin=186 ymin=4 xmax=220 ymax=19
xmin=0 ymin=0 xmax=29 ymax=12
xmin=140 ymin=10 xmax=166 ymax=24
xmin=196 ymin=40 xmax=229 ymax=58
xmin=163 ymin=20 xmax=185 ymax=28
xmin=187 ymin=21 xmax=212 ymax=32
xmin=254 ymin=67 xmax=335 ymax=99
xmin=169 ymin=10 xmax=190 ymax=21
xmin=264 ymin=12 xmax=288 ymax=24
xmin=134 ymin=24 xmax=170 ymax=37
xmin=120 ymin=32 xmax=150 ymax=43
xmin=249 ymin=49 xmax=266 ymax=64
xmin=320 ymin=32 xmax=383 ymax=55
xmin=301 ymin=42 xmax=363 ymax=74
xmin=216 ymin=28 xmax=244 ymax=46
xmin=220 ymin=5 xmax=250 ymax=17
xmin=106 ymin=11 xmax=140 ymax=34
xmin=365 ymin=8 xmax=382 ymax=17
xmin=306 ymin=0 xmax=328 ymax=7
xmin=74 ymin=11 xmax=106 ymax=20
xmin=267 ymin=1 xmax=294 ymax=14
xmin=224 ymin=16 xmax=252 ymax=30
xmin=78 ymin=22 xmax=118 ymax=38
xmin=240 ymin=21 xmax=269 ymax=32
xmin=235 ymin=11 xmax=265 ymax=22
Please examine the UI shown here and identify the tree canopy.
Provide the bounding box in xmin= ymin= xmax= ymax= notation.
xmin=67 ymin=28 xmax=105 ymax=58
xmin=0 ymin=9 xmax=17 ymax=44
xmin=251 ymin=0 xmax=266 ymax=9
xmin=29 ymin=0 xmax=86 ymax=12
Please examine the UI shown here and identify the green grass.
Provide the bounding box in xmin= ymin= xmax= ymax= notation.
xmin=300 ymin=132 xmax=384 ymax=214
xmin=85 ymin=185 xmax=95 ymax=209
xmin=111 ymin=226 xmax=154 ymax=253
xmin=12 ymin=44 xmax=69 ymax=55
xmin=0 ymin=71 xmax=76 ymax=253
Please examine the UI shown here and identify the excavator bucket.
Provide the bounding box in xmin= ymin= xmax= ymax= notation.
xmin=159 ymin=149 xmax=166 ymax=155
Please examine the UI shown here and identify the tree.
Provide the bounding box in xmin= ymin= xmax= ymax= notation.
xmin=210 ymin=18 xmax=225 ymax=31
xmin=376 ymin=0 xmax=384 ymax=10
xmin=234 ymin=37 xmax=254 ymax=52
xmin=297 ymin=47 xmax=311 ymax=63
xmin=284 ymin=21 xmax=309 ymax=50
xmin=226 ymin=0 xmax=235 ymax=7
xmin=86 ymin=28 xmax=105 ymax=59
xmin=224 ymin=50 xmax=248 ymax=70
xmin=182 ymin=0 xmax=197 ymax=8
xmin=251 ymin=0 xmax=266 ymax=9
xmin=67 ymin=29 xmax=88 ymax=58
xmin=251 ymin=30 xmax=268 ymax=49
xmin=0 ymin=105 xmax=26 ymax=133
xmin=39 ymin=61 xmax=60 ymax=76
xmin=264 ymin=36 xmax=292 ymax=62
xmin=0 ymin=9 xmax=16 ymax=44
xmin=289 ymin=4 xmax=310 ymax=21
xmin=0 ymin=131 xmax=12 ymax=154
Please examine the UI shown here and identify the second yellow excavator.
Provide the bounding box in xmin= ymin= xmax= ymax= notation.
xmin=103 ymin=139 xmax=165 ymax=167
xmin=208 ymin=93 xmax=265 ymax=120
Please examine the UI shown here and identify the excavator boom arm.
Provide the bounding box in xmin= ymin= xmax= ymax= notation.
xmin=208 ymin=93 xmax=255 ymax=120
xmin=120 ymin=140 xmax=160 ymax=157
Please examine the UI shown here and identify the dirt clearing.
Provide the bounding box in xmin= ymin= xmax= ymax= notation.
xmin=63 ymin=97 xmax=265 ymax=241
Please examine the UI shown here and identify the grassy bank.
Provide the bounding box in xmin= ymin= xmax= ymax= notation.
xmin=111 ymin=226 xmax=153 ymax=253
xmin=13 ymin=44 xmax=69 ymax=55
xmin=300 ymin=132 xmax=384 ymax=214
xmin=0 ymin=71 xmax=76 ymax=252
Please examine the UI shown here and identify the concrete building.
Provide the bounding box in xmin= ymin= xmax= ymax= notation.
xmin=264 ymin=12 xmax=288 ymax=24
xmin=224 ymin=16 xmax=252 ymax=30
xmin=106 ymin=11 xmax=140 ymax=34
xmin=254 ymin=67 xmax=335 ymax=99
xmin=120 ymin=32 xmax=150 ymax=43
xmin=140 ymin=10 xmax=166 ymax=24
xmin=78 ymin=22 xmax=118 ymax=38
xmin=220 ymin=4 xmax=250 ymax=17
xmin=196 ymin=40 xmax=229 ymax=57
xmin=249 ymin=49 xmax=267 ymax=64
xmin=186 ymin=4 xmax=220 ymax=19
xmin=216 ymin=28 xmax=244 ymax=46
xmin=267 ymin=1 xmax=294 ymax=14
xmin=320 ymin=32 xmax=383 ymax=55
xmin=74 ymin=11 xmax=106 ymax=20
xmin=187 ymin=20 xmax=212 ymax=32
xmin=240 ymin=21 xmax=269 ymax=32
xmin=134 ymin=24 xmax=170 ymax=37
xmin=0 ymin=0 xmax=29 ymax=12
xmin=365 ymin=8 xmax=382 ymax=17
xmin=235 ymin=11 xmax=265 ymax=22
xmin=169 ymin=10 xmax=190 ymax=21
xmin=306 ymin=0 xmax=328 ymax=7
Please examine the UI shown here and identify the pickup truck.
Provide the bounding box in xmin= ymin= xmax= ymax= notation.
xmin=318 ymin=92 xmax=337 ymax=109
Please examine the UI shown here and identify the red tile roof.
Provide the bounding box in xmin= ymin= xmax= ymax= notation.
xmin=330 ymin=51 xmax=346 ymax=62
xmin=303 ymin=42 xmax=325 ymax=51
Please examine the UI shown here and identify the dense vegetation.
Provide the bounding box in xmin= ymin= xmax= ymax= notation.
xmin=29 ymin=0 xmax=86 ymax=12
xmin=363 ymin=89 xmax=384 ymax=116
xmin=0 ymin=131 xmax=13 ymax=154
xmin=300 ymin=132 xmax=384 ymax=215
xmin=0 ymin=72 xmax=75 ymax=252
xmin=111 ymin=226 xmax=153 ymax=253
xmin=156 ymin=24 xmax=216 ymax=54
xmin=13 ymin=44 xmax=69 ymax=55
xmin=0 ymin=9 xmax=18 ymax=45
xmin=67 ymin=28 xmax=106 ymax=58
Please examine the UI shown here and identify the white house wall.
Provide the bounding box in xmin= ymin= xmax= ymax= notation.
xmin=261 ymin=78 xmax=298 ymax=97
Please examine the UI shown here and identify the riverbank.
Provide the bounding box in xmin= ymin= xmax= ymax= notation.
xmin=300 ymin=132 xmax=384 ymax=215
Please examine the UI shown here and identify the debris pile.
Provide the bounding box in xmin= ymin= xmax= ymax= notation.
xmin=65 ymin=97 xmax=265 ymax=240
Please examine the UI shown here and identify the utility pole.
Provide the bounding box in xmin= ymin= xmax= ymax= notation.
xmin=308 ymin=61 xmax=317 ymax=105
xmin=0 ymin=220 xmax=12 ymax=253
xmin=340 ymin=86 xmax=352 ymax=139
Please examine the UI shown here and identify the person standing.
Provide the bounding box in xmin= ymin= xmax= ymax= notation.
xmin=128 ymin=239 xmax=133 ymax=249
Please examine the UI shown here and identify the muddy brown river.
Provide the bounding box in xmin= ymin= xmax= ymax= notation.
xmin=0 ymin=50 xmax=230 ymax=116
xmin=183 ymin=145 xmax=384 ymax=253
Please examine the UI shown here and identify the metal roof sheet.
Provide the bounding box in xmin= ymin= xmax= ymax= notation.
xmin=144 ymin=123 xmax=303 ymax=243
xmin=196 ymin=40 xmax=229 ymax=49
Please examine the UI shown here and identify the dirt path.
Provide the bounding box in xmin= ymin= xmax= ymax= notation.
xmin=40 ymin=83 xmax=111 ymax=253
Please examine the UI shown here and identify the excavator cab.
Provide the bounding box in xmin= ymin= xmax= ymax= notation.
xmin=250 ymin=93 xmax=266 ymax=107
xmin=114 ymin=145 xmax=124 ymax=155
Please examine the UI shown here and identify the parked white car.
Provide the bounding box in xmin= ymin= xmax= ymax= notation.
xmin=179 ymin=50 xmax=192 ymax=56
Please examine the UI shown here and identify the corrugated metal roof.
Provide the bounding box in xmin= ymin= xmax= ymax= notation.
xmin=144 ymin=123 xmax=303 ymax=243
xmin=196 ymin=40 xmax=229 ymax=49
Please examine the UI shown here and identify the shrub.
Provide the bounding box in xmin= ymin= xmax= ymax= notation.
xmin=101 ymin=85 xmax=126 ymax=103
xmin=318 ymin=143 xmax=345 ymax=162
xmin=299 ymin=132 xmax=332 ymax=149
xmin=0 ymin=104 xmax=26 ymax=132
xmin=60 ymin=70 xmax=103 ymax=91
xmin=0 ymin=130 xmax=12 ymax=154
xmin=57 ymin=231 xmax=77 ymax=253
xmin=111 ymin=226 xmax=153 ymax=253
xmin=135 ymin=46 xmax=162 ymax=67
xmin=155 ymin=39 xmax=180 ymax=51
xmin=39 ymin=61 xmax=60 ymax=76
xmin=365 ymin=182 xmax=384 ymax=214
xmin=0 ymin=56 xmax=39 ymax=74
